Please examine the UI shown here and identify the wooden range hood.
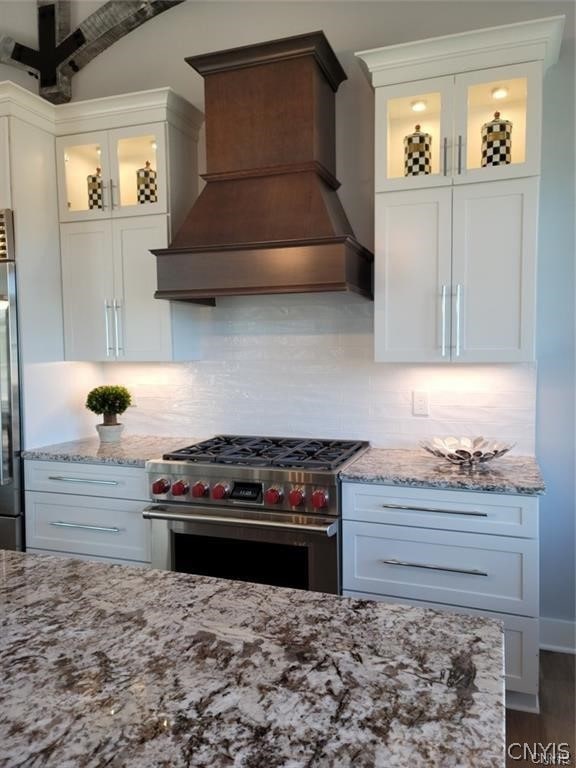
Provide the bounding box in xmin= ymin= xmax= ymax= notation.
xmin=153 ymin=31 xmax=374 ymax=304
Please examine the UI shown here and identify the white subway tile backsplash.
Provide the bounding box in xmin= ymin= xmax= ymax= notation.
xmin=104 ymin=295 xmax=536 ymax=454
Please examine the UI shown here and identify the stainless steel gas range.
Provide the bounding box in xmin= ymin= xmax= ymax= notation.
xmin=144 ymin=435 xmax=368 ymax=594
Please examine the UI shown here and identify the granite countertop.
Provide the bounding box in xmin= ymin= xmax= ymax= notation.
xmin=1 ymin=551 xmax=504 ymax=768
xmin=341 ymin=448 xmax=545 ymax=495
xmin=22 ymin=435 xmax=199 ymax=468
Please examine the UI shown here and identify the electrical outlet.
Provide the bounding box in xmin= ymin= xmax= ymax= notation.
xmin=412 ymin=390 xmax=430 ymax=416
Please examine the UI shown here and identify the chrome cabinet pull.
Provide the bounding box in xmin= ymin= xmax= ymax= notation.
xmin=109 ymin=179 xmax=116 ymax=209
xmin=457 ymin=135 xmax=463 ymax=175
xmin=48 ymin=475 xmax=119 ymax=486
xmin=455 ymin=283 xmax=462 ymax=357
xmin=50 ymin=521 xmax=123 ymax=534
xmin=380 ymin=503 xmax=487 ymax=517
xmin=440 ymin=284 xmax=447 ymax=357
xmin=143 ymin=505 xmax=338 ymax=537
xmin=104 ymin=300 xmax=114 ymax=357
xmin=380 ymin=558 xmax=488 ymax=577
xmin=443 ymin=137 xmax=448 ymax=176
xmin=112 ymin=299 xmax=123 ymax=356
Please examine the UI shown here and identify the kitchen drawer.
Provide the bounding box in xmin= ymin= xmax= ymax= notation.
xmin=26 ymin=548 xmax=150 ymax=568
xmin=342 ymin=482 xmax=538 ymax=538
xmin=343 ymin=590 xmax=539 ymax=697
xmin=342 ymin=520 xmax=538 ymax=616
xmin=25 ymin=460 xmax=148 ymax=501
xmin=25 ymin=491 xmax=150 ymax=562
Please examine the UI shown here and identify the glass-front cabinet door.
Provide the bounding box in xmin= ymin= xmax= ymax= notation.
xmin=375 ymin=77 xmax=453 ymax=192
xmin=56 ymin=132 xmax=111 ymax=221
xmin=56 ymin=123 xmax=167 ymax=222
xmin=453 ymin=62 xmax=541 ymax=184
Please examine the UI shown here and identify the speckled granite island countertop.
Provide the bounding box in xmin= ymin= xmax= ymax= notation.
xmin=341 ymin=448 xmax=545 ymax=495
xmin=1 ymin=551 xmax=504 ymax=768
xmin=22 ymin=435 xmax=200 ymax=468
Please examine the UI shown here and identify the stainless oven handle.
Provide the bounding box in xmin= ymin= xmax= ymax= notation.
xmin=142 ymin=505 xmax=338 ymax=537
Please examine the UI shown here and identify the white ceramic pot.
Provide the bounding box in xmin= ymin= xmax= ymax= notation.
xmin=96 ymin=424 xmax=124 ymax=444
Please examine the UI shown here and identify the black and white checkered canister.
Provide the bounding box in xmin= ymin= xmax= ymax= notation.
xmin=137 ymin=161 xmax=158 ymax=204
xmin=87 ymin=167 xmax=103 ymax=210
xmin=404 ymin=124 xmax=432 ymax=176
xmin=481 ymin=111 xmax=512 ymax=167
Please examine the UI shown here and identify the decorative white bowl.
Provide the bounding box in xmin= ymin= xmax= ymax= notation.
xmin=420 ymin=436 xmax=514 ymax=468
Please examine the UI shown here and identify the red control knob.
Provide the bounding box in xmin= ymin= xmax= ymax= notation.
xmin=211 ymin=482 xmax=231 ymax=500
xmin=311 ymin=489 xmax=329 ymax=510
xmin=264 ymin=486 xmax=283 ymax=505
xmin=288 ymin=488 xmax=305 ymax=507
xmin=151 ymin=478 xmax=170 ymax=495
xmin=191 ymin=481 xmax=209 ymax=499
xmin=171 ymin=480 xmax=189 ymax=497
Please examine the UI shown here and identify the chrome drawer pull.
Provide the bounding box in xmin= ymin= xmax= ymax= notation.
xmin=48 ymin=476 xmax=119 ymax=486
xmin=380 ymin=503 xmax=487 ymax=517
xmin=50 ymin=521 xmax=123 ymax=534
xmin=380 ymin=558 xmax=488 ymax=577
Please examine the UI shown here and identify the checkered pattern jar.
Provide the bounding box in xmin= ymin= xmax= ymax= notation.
xmin=137 ymin=161 xmax=158 ymax=204
xmin=404 ymin=124 xmax=432 ymax=176
xmin=481 ymin=111 xmax=512 ymax=167
xmin=87 ymin=167 xmax=103 ymax=210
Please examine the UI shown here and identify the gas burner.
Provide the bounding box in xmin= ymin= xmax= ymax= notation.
xmin=162 ymin=435 xmax=368 ymax=472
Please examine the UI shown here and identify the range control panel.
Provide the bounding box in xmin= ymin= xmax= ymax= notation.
xmin=150 ymin=477 xmax=334 ymax=515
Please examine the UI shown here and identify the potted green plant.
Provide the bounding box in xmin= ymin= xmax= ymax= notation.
xmin=85 ymin=385 xmax=132 ymax=443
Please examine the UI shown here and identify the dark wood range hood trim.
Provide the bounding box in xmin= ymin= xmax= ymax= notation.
xmin=155 ymin=31 xmax=374 ymax=304
xmin=184 ymin=31 xmax=348 ymax=91
xmin=153 ymin=237 xmax=373 ymax=303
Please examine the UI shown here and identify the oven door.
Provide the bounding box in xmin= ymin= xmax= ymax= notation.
xmin=143 ymin=504 xmax=340 ymax=594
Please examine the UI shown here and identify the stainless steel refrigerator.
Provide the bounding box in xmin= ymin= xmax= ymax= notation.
xmin=0 ymin=209 xmax=22 ymax=550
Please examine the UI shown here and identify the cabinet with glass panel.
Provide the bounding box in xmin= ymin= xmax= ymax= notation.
xmin=56 ymin=125 xmax=167 ymax=221
xmin=374 ymin=61 xmax=541 ymax=192
xmin=357 ymin=16 xmax=564 ymax=364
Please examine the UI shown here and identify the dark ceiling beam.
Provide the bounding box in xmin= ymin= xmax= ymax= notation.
xmin=0 ymin=0 xmax=185 ymax=104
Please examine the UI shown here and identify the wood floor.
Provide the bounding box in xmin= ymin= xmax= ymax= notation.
xmin=506 ymin=652 xmax=575 ymax=766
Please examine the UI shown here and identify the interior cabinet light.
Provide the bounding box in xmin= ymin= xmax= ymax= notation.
xmin=491 ymin=87 xmax=508 ymax=100
xmin=411 ymin=100 xmax=427 ymax=112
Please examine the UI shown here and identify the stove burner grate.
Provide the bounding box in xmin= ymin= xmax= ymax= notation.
xmin=163 ymin=435 xmax=367 ymax=471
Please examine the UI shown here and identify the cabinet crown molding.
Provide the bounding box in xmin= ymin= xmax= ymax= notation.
xmin=0 ymin=82 xmax=203 ymax=139
xmin=356 ymin=15 xmax=565 ymax=87
xmin=0 ymin=80 xmax=55 ymax=132
xmin=54 ymin=87 xmax=203 ymax=138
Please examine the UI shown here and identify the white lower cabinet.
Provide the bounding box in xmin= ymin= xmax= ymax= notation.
xmin=25 ymin=460 xmax=150 ymax=567
xmin=342 ymin=481 xmax=540 ymax=712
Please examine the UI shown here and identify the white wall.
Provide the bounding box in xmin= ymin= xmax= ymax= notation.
xmin=103 ymin=295 xmax=537 ymax=452
xmin=1 ymin=1 xmax=573 ymax=623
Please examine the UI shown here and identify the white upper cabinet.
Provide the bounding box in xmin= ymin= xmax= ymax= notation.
xmin=375 ymin=62 xmax=542 ymax=191
xmin=55 ymin=89 xmax=208 ymax=363
xmin=56 ymin=123 xmax=168 ymax=221
xmin=358 ymin=16 xmax=564 ymax=364
xmin=54 ymin=89 xmax=203 ymax=226
xmin=359 ymin=16 xmax=563 ymax=193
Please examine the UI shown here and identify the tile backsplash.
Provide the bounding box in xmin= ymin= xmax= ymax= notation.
xmin=104 ymin=294 xmax=536 ymax=454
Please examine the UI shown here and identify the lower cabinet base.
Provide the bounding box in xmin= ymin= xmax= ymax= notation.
xmin=26 ymin=547 xmax=150 ymax=568
xmin=506 ymin=690 xmax=540 ymax=714
xmin=343 ymin=589 xmax=538 ymax=710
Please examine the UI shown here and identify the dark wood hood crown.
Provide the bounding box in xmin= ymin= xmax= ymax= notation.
xmin=153 ymin=31 xmax=373 ymax=303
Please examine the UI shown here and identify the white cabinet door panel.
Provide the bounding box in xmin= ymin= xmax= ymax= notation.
xmin=27 ymin=548 xmax=150 ymax=568
xmin=25 ymin=492 xmax=150 ymax=562
xmin=61 ymin=220 xmax=114 ymax=361
xmin=25 ymin=460 xmax=148 ymax=501
xmin=343 ymin=521 xmax=538 ymax=615
xmin=342 ymin=482 xmax=539 ymax=538
xmin=452 ymin=178 xmax=538 ymax=362
xmin=112 ymin=215 xmax=172 ymax=361
xmin=375 ymin=187 xmax=452 ymax=362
